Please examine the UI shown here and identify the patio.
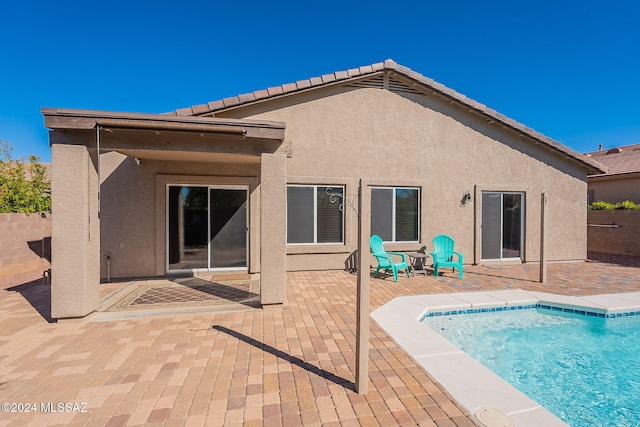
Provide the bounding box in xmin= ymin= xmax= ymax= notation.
xmin=1 ymin=255 xmax=639 ymax=426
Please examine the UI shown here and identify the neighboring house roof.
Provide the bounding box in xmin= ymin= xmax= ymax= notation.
xmin=168 ymin=59 xmax=606 ymax=175
xmin=585 ymin=143 xmax=640 ymax=177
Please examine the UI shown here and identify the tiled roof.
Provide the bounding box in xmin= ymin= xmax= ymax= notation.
xmin=586 ymin=143 xmax=640 ymax=175
xmin=169 ymin=59 xmax=606 ymax=174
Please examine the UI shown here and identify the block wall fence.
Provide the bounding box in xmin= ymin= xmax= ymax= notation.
xmin=0 ymin=210 xmax=635 ymax=278
xmin=587 ymin=210 xmax=640 ymax=256
xmin=0 ymin=213 xmax=51 ymax=277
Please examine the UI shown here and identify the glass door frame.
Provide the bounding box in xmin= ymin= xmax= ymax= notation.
xmin=166 ymin=184 xmax=249 ymax=274
xmin=481 ymin=191 xmax=525 ymax=261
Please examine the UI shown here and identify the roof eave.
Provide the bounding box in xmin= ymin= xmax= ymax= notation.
xmin=588 ymin=170 xmax=640 ymax=181
xmin=42 ymin=107 xmax=286 ymax=141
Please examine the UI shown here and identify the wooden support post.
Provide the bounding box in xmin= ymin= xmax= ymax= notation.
xmin=540 ymin=193 xmax=548 ymax=283
xmin=355 ymin=179 xmax=370 ymax=394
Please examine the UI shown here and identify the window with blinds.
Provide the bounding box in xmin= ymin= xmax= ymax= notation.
xmin=287 ymin=185 xmax=344 ymax=244
xmin=371 ymin=187 xmax=419 ymax=242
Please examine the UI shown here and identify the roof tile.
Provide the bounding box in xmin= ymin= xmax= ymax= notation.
xmin=321 ymin=73 xmax=336 ymax=84
xmin=405 ymin=69 xmax=422 ymax=82
xmin=397 ymin=65 xmax=412 ymax=75
xmin=207 ymin=100 xmax=225 ymax=111
xmin=347 ymin=68 xmax=361 ymax=77
xmin=452 ymin=92 xmax=467 ymax=102
xmin=253 ymin=89 xmax=270 ymax=100
xmin=431 ymin=81 xmax=446 ymax=92
xmin=371 ymin=62 xmax=385 ymax=72
xmin=175 ymin=107 xmax=194 ymax=116
xmin=484 ymin=107 xmax=498 ymax=117
xmin=222 ymin=97 xmax=240 ymax=107
xmin=494 ymin=112 xmax=508 ymax=122
xmin=296 ymin=79 xmax=312 ymax=90
xmin=238 ymin=93 xmax=256 ymax=103
xmin=512 ymin=122 xmax=526 ymax=131
xmin=421 ymin=76 xmax=436 ymax=87
xmin=282 ymin=83 xmax=298 ymax=93
xmin=191 ymin=104 xmax=210 ymax=115
xmin=384 ymin=59 xmax=398 ymax=70
xmin=359 ymin=65 xmax=374 ymax=74
xmin=334 ymin=70 xmax=349 ymax=80
xmin=466 ymin=99 xmax=485 ymax=110
xmin=309 ymin=76 xmax=323 ymax=86
xmin=267 ymin=86 xmax=284 ymax=96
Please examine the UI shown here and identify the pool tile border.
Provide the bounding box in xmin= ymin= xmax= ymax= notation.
xmin=371 ymin=289 xmax=640 ymax=427
xmin=421 ymin=303 xmax=640 ymax=319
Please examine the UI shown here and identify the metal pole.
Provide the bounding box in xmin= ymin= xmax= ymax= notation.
xmin=96 ymin=124 xmax=101 ymax=219
xmin=355 ymin=179 xmax=370 ymax=394
xmin=540 ymin=193 xmax=547 ymax=283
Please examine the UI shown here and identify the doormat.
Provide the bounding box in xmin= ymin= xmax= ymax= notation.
xmin=105 ymin=279 xmax=260 ymax=312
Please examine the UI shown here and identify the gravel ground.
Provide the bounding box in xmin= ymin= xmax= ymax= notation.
xmin=0 ymin=269 xmax=47 ymax=291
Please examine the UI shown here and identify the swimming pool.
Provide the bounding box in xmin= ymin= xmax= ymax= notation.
xmin=422 ymin=308 xmax=640 ymax=427
xmin=371 ymin=290 xmax=640 ymax=426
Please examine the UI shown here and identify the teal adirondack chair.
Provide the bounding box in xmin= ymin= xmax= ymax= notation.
xmin=370 ymin=235 xmax=410 ymax=282
xmin=430 ymin=234 xmax=464 ymax=278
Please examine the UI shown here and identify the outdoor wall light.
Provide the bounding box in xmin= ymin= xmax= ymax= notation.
xmin=460 ymin=191 xmax=472 ymax=207
xmin=134 ymin=158 xmax=142 ymax=165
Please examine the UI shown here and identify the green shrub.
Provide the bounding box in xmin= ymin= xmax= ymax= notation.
xmin=589 ymin=200 xmax=640 ymax=210
xmin=589 ymin=201 xmax=614 ymax=210
xmin=615 ymin=200 xmax=640 ymax=210
xmin=0 ymin=141 xmax=51 ymax=214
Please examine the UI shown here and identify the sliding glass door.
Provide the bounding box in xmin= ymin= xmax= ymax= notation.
xmin=208 ymin=188 xmax=247 ymax=269
xmin=168 ymin=186 xmax=247 ymax=272
xmin=482 ymin=192 xmax=524 ymax=260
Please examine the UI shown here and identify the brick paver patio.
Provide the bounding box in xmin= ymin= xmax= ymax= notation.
xmin=1 ymin=255 xmax=639 ymax=426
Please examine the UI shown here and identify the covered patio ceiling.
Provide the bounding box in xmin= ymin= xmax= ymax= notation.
xmin=42 ymin=108 xmax=288 ymax=163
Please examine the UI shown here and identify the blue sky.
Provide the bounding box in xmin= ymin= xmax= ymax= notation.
xmin=1 ymin=0 xmax=639 ymax=162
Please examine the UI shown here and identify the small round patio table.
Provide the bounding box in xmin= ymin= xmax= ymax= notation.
xmin=406 ymin=252 xmax=429 ymax=276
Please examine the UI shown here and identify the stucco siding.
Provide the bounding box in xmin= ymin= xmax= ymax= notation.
xmin=588 ymin=176 xmax=640 ymax=204
xmin=98 ymin=151 xmax=261 ymax=279
xmin=215 ymin=85 xmax=588 ymax=268
xmin=51 ymin=144 xmax=100 ymax=318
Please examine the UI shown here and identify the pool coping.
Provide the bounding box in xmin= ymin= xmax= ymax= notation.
xmin=371 ymin=289 xmax=640 ymax=427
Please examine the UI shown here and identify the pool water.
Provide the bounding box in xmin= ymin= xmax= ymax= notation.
xmin=423 ymin=308 xmax=640 ymax=427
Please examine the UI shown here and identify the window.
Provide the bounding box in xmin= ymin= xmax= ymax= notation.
xmin=371 ymin=187 xmax=420 ymax=242
xmin=287 ymin=185 xmax=344 ymax=244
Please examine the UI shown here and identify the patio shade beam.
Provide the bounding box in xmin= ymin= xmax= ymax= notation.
xmin=42 ymin=108 xmax=286 ymax=142
xmin=96 ymin=119 xmax=248 ymax=136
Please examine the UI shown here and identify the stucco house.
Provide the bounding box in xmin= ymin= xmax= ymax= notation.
xmin=586 ymin=143 xmax=640 ymax=203
xmin=43 ymin=60 xmax=605 ymax=320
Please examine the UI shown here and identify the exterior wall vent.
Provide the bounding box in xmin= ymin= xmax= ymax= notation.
xmin=347 ymin=74 xmax=421 ymax=94
xmin=388 ymin=76 xmax=421 ymax=94
xmin=347 ymin=75 xmax=384 ymax=89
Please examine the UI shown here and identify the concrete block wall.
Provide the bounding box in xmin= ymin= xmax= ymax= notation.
xmin=587 ymin=210 xmax=640 ymax=256
xmin=0 ymin=213 xmax=52 ymax=277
